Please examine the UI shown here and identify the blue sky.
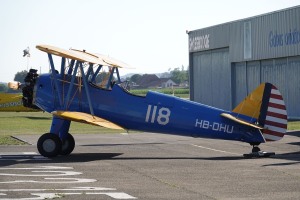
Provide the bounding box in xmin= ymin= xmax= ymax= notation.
xmin=0 ymin=0 xmax=299 ymax=82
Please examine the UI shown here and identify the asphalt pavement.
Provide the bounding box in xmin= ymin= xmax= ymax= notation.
xmin=0 ymin=131 xmax=300 ymax=199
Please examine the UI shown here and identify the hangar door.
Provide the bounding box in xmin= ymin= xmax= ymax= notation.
xmin=191 ymin=48 xmax=230 ymax=110
xmin=232 ymin=56 xmax=300 ymax=119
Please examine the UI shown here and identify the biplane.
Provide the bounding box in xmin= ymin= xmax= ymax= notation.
xmin=9 ymin=45 xmax=287 ymax=158
xmin=0 ymin=93 xmax=39 ymax=112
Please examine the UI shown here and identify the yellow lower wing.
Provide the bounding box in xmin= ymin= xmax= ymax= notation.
xmin=0 ymin=93 xmax=39 ymax=112
xmin=52 ymin=111 xmax=123 ymax=130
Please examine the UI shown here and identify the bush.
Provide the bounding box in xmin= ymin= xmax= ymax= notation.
xmin=130 ymin=88 xmax=189 ymax=96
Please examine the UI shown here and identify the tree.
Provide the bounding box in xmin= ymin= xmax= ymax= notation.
xmin=130 ymin=74 xmax=142 ymax=83
xmin=14 ymin=70 xmax=28 ymax=82
xmin=170 ymin=66 xmax=188 ymax=84
xmin=159 ymin=72 xmax=171 ymax=78
xmin=0 ymin=84 xmax=8 ymax=93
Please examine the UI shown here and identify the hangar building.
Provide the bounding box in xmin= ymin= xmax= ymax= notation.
xmin=188 ymin=6 xmax=300 ymax=119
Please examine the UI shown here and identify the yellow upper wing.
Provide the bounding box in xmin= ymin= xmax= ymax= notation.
xmin=36 ymin=45 xmax=107 ymax=66
xmin=52 ymin=111 xmax=124 ymax=130
xmin=95 ymin=53 xmax=133 ymax=69
xmin=37 ymin=45 xmax=133 ymax=69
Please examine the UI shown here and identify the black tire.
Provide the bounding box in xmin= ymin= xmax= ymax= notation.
xmin=252 ymin=146 xmax=261 ymax=153
xmin=60 ymin=133 xmax=75 ymax=156
xmin=37 ymin=133 xmax=62 ymax=157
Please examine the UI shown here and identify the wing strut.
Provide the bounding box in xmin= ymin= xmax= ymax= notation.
xmin=115 ymin=67 xmax=121 ymax=83
xmin=86 ymin=63 xmax=94 ymax=79
xmin=91 ymin=65 xmax=102 ymax=82
xmin=106 ymin=67 xmax=116 ymax=89
xmin=79 ymin=62 xmax=94 ymax=116
xmin=60 ymin=57 xmax=66 ymax=76
xmin=67 ymin=59 xmax=75 ymax=75
xmin=64 ymin=61 xmax=79 ymax=110
xmin=48 ymin=53 xmax=63 ymax=107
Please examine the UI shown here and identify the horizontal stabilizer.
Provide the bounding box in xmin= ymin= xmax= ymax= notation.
xmin=220 ymin=113 xmax=263 ymax=129
xmin=52 ymin=111 xmax=124 ymax=130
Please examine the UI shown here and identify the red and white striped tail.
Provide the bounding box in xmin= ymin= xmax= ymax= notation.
xmin=262 ymin=84 xmax=287 ymax=142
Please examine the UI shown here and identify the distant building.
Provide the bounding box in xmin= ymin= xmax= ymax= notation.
xmin=136 ymin=74 xmax=159 ymax=88
xmin=134 ymin=74 xmax=178 ymax=89
xmin=188 ymin=6 xmax=300 ymax=119
xmin=160 ymin=78 xmax=177 ymax=88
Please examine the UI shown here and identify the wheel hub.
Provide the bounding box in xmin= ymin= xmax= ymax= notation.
xmin=43 ymin=139 xmax=56 ymax=152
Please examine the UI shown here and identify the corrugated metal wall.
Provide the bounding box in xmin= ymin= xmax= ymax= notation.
xmin=232 ymin=56 xmax=300 ymax=119
xmin=189 ymin=6 xmax=300 ymax=118
xmin=229 ymin=6 xmax=300 ymax=62
xmin=192 ymin=48 xmax=231 ymax=110
xmin=286 ymin=56 xmax=300 ymax=118
xmin=231 ymin=62 xmax=247 ymax=107
xmin=250 ymin=7 xmax=300 ymax=61
xmin=232 ymin=60 xmax=262 ymax=107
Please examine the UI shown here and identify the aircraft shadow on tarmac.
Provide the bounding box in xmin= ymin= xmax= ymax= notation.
xmin=270 ymin=150 xmax=300 ymax=166
xmin=0 ymin=153 xmax=122 ymax=167
xmin=1 ymin=132 xmax=300 ymax=167
xmin=266 ymin=131 xmax=300 ymax=165
xmin=0 ymin=152 xmax=246 ymax=168
xmin=286 ymin=130 xmax=300 ymax=138
xmin=81 ymin=140 xmax=300 ymax=163
xmin=55 ymin=154 xmax=244 ymax=162
xmin=263 ymin=137 xmax=300 ymax=167
xmin=81 ymin=142 xmax=165 ymax=147
xmin=2 ymin=150 xmax=300 ymax=168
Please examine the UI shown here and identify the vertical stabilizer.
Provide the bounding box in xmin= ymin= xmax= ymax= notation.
xmin=233 ymin=83 xmax=287 ymax=142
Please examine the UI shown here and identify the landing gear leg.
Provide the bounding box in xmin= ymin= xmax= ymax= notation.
xmin=243 ymin=143 xmax=275 ymax=158
xmin=37 ymin=116 xmax=75 ymax=157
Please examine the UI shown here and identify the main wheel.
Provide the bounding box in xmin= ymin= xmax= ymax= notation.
xmin=60 ymin=133 xmax=75 ymax=156
xmin=37 ymin=133 xmax=62 ymax=157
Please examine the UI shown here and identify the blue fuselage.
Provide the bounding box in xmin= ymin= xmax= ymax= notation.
xmin=34 ymin=73 xmax=265 ymax=144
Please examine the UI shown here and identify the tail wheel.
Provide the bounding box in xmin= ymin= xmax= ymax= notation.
xmin=252 ymin=146 xmax=261 ymax=153
xmin=37 ymin=133 xmax=62 ymax=157
xmin=60 ymin=133 xmax=75 ymax=156
xmin=250 ymin=143 xmax=261 ymax=153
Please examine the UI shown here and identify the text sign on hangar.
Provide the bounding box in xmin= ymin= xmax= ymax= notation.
xmin=269 ymin=28 xmax=300 ymax=48
xmin=189 ymin=34 xmax=210 ymax=52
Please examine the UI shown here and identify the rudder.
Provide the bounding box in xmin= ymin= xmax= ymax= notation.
xmin=232 ymin=83 xmax=287 ymax=142
xmin=258 ymin=83 xmax=287 ymax=141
